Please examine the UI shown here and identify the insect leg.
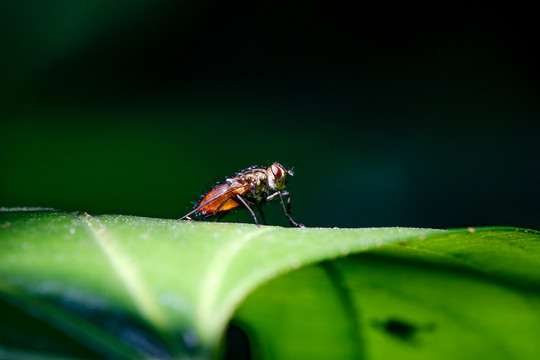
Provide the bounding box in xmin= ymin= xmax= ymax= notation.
xmin=177 ymin=207 xmax=199 ymax=221
xmin=278 ymin=191 xmax=305 ymax=228
xmin=179 ymin=196 xmax=233 ymax=222
xmin=178 ymin=197 xmax=219 ymax=221
xmin=214 ymin=196 xmax=232 ymax=214
xmin=213 ymin=212 xmax=228 ymax=222
xmin=236 ymin=194 xmax=261 ymax=226
xmin=266 ymin=191 xmax=281 ymax=201
xmin=256 ymin=203 xmax=267 ymax=225
xmin=201 ymin=196 xmax=232 ymax=220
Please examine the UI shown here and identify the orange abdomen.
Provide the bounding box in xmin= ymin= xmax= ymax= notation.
xmin=198 ymin=183 xmax=241 ymax=215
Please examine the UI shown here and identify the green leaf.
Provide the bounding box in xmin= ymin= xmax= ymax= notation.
xmin=0 ymin=208 xmax=538 ymax=359
xmin=233 ymin=228 xmax=540 ymax=360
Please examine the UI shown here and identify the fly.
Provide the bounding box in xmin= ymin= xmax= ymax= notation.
xmin=178 ymin=162 xmax=304 ymax=227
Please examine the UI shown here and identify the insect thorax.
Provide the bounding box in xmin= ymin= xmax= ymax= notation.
xmin=241 ymin=168 xmax=269 ymax=201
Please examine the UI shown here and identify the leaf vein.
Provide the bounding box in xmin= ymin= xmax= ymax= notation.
xmin=80 ymin=213 xmax=168 ymax=328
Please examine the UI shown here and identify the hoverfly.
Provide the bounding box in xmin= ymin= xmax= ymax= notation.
xmin=178 ymin=163 xmax=304 ymax=227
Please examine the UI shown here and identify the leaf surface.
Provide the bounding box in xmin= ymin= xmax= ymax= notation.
xmin=0 ymin=209 xmax=538 ymax=359
xmin=233 ymin=228 xmax=540 ymax=359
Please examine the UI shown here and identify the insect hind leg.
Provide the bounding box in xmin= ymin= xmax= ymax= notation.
xmin=199 ymin=196 xmax=234 ymax=222
xmin=211 ymin=212 xmax=228 ymax=222
xmin=179 ymin=196 xmax=233 ymax=222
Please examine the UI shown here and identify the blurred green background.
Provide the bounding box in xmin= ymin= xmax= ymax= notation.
xmin=1 ymin=1 xmax=539 ymax=229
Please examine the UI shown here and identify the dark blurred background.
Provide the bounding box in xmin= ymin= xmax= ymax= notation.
xmin=1 ymin=1 xmax=539 ymax=229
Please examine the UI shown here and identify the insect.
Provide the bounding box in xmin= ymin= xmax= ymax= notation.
xmin=178 ymin=162 xmax=304 ymax=227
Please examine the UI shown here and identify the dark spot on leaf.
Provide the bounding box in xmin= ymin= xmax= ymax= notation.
xmin=383 ymin=319 xmax=416 ymax=341
xmin=373 ymin=318 xmax=435 ymax=342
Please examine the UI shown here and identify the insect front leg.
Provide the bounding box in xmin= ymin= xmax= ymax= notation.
xmin=278 ymin=191 xmax=304 ymax=228
xmin=266 ymin=191 xmax=281 ymax=201
xmin=236 ymin=194 xmax=261 ymax=226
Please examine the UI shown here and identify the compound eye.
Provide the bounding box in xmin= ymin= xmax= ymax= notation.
xmin=271 ymin=164 xmax=283 ymax=179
